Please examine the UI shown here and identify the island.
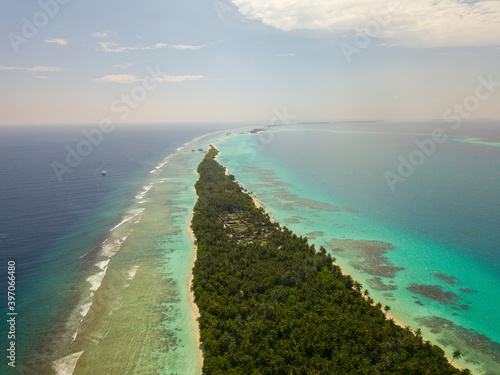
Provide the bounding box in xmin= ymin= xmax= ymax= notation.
xmin=191 ymin=145 xmax=469 ymax=374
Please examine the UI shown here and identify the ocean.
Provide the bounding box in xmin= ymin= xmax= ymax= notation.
xmin=0 ymin=123 xmax=231 ymax=374
xmin=0 ymin=121 xmax=498 ymax=374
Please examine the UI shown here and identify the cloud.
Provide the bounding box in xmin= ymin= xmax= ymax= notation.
xmin=231 ymin=0 xmax=500 ymax=47
xmin=92 ymin=74 xmax=140 ymax=84
xmin=0 ymin=65 xmax=63 ymax=73
xmin=99 ymin=42 xmax=205 ymax=52
xmin=170 ymin=44 xmax=206 ymax=50
xmin=277 ymin=53 xmax=295 ymax=57
xmin=99 ymin=42 xmax=167 ymax=52
xmin=91 ymin=31 xmax=109 ymax=38
xmin=93 ymin=74 xmax=205 ymax=83
xmin=36 ymin=76 xmax=48 ymax=79
xmin=114 ymin=63 xmax=133 ymax=69
xmin=152 ymin=75 xmax=205 ymax=82
xmin=44 ymin=38 xmax=68 ymax=46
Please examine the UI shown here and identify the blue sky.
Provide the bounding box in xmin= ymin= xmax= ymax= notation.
xmin=1 ymin=0 xmax=499 ymax=125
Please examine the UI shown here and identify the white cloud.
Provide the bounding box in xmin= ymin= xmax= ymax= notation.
xmin=232 ymin=0 xmax=500 ymax=47
xmin=36 ymin=76 xmax=48 ymax=79
xmin=93 ymin=74 xmax=205 ymax=83
xmin=99 ymin=42 xmax=167 ymax=52
xmin=170 ymin=44 xmax=206 ymax=50
xmin=0 ymin=65 xmax=63 ymax=72
xmin=90 ymin=30 xmax=116 ymax=39
xmin=91 ymin=31 xmax=109 ymax=38
xmin=44 ymin=38 xmax=69 ymax=46
xmin=152 ymin=75 xmax=205 ymax=82
xmin=277 ymin=53 xmax=295 ymax=57
xmin=92 ymin=74 xmax=140 ymax=84
xmin=114 ymin=63 xmax=133 ymax=69
xmin=99 ymin=42 xmax=205 ymax=52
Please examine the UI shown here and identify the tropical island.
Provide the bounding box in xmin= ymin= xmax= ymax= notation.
xmin=191 ymin=145 xmax=470 ymax=374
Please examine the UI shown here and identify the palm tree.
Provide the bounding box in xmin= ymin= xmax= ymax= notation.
xmin=354 ymin=281 xmax=362 ymax=292
xmin=384 ymin=305 xmax=390 ymax=313
xmin=451 ymin=349 xmax=462 ymax=363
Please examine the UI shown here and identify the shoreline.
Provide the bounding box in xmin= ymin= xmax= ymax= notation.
xmin=189 ymin=181 xmax=204 ymax=368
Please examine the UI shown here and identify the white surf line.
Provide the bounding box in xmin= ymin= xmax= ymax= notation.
xmin=109 ymin=208 xmax=145 ymax=232
xmin=149 ymin=153 xmax=176 ymax=173
xmin=124 ymin=265 xmax=140 ymax=288
xmin=127 ymin=265 xmax=140 ymax=280
xmin=149 ymin=128 xmax=236 ymax=175
xmin=135 ymin=184 xmax=153 ymax=200
xmin=52 ymin=351 xmax=84 ymax=375
xmin=86 ymin=259 xmax=110 ymax=292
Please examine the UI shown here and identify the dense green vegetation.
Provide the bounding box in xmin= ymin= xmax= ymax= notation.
xmin=191 ymin=146 xmax=466 ymax=374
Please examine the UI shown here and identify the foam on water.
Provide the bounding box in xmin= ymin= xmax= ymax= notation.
xmin=79 ymin=301 xmax=93 ymax=318
xmin=86 ymin=260 xmax=110 ymax=291
xmin=51 ymin=199 xmax=151 ymax=369
xmin=149 ymin=153 xmax=176 ymax=174
xmin=127 ymin=265 xmax=140 ymax=281
xmin=135 ymin=184 xmax=153 ymax=200
xmin=147 ymin=134 xmax=213 ymax=176
xmin=109 ymin=208 xmax=145 ymax=232
xmin=53 ymin=351 xmax=84 ymax=375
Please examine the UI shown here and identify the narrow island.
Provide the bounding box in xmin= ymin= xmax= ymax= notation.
xmin=191 ymin=145 xmax=469 ymax=374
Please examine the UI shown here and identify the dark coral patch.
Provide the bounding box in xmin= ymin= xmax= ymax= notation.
xmin=367 ymin=277 xmax=398 ymax=291
xmin=406 ymin=284 xmax=460 ymax=304
xmin=327 ymin=239 xmax=404 ymax=278
xmin=459 ymin=288 xmax=477 ymax=293
xmin=435 ymin=273 xmax=458 ymax=286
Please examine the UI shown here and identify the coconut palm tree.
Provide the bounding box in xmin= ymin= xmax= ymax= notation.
xmin=451 ymin=349 xmax=462 ymax=363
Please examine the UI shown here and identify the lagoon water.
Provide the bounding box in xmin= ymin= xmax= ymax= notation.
xmin=0 ymin=121 xmax=498 ymax=374
xmin=215 ymin=122 xmax=500 ymax=375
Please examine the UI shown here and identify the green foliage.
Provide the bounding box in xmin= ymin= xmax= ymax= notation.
xmin=191 ymin=145 xmax=462 ymax=374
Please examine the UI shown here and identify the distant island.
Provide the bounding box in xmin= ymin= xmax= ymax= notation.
xmin=249 ymin=128 xmax=265 ymax=133
xmin=191 ymin=145 xmax=469 ymax=374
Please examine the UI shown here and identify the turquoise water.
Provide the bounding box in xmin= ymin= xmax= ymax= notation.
xmin=212 ymin=124 xmax=500 ymax=375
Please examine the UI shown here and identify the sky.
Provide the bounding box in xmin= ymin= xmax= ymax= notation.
xmin=1 ymin=0 xmax=500 ymax=125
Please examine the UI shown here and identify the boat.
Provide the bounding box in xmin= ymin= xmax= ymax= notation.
xmin=101 ymin=171 xmax=106 ymax=176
